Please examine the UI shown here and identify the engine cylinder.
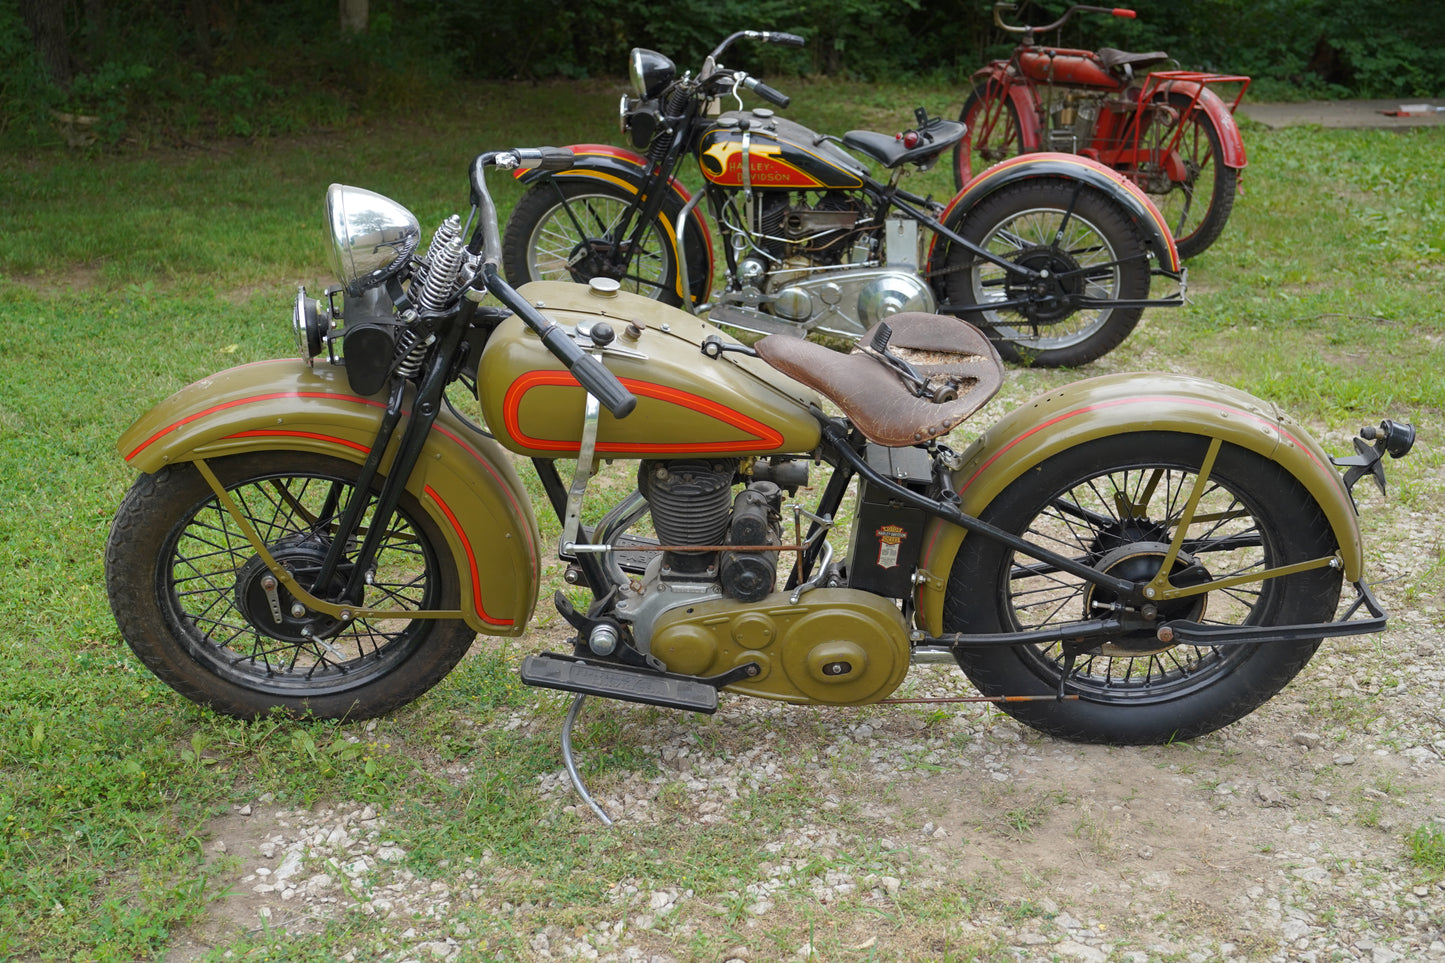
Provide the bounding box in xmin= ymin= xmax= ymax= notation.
xmin=638 ymin=460 xmax=737 ymax=576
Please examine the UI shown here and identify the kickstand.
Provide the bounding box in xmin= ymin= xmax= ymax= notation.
xmin=562 ymin=693 xmax=614 ymax=826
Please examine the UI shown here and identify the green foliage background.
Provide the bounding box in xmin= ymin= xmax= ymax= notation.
xmin=2 ymin=0 xmax=1442 ymax=149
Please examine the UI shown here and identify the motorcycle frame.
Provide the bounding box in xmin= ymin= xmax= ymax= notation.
xmin=120 ymin=148 xmax=1399 ymax=674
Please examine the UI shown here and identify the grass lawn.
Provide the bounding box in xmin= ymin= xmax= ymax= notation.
xmin=1 ymin=78 xmax=1442 ymax=960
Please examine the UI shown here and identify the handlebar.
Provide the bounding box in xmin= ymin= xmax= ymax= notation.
xmin=706 ymin=29 xmax=806 ymax=62
xmin=993 ymin=2 xmax=1135 ymax=35
xmin=465 ymin=149 xmax=636 ymax=419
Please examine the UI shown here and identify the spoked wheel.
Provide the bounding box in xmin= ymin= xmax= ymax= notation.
xmin=953 ymin=85 xmax=1025 ymax=190
xmin=106 ymin=451 xmax=475 ymax=720
xmin=938 ymin=180 xmax=1151 ymax=367
xmin=944 ymin=432 xmax=1342 ymax=745
xmin=502 ymin=180 xmax=684 ymax=305
xmin=1134 ymin=93 xmax=1238 ymax=259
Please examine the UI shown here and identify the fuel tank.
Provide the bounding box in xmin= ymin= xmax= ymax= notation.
xmin=477 ymin=280 xmax=823 ymax=459
xmin=1018 ymin=48 xmax=1116 ymax=88
xmin=697 ymin=109 xmax=869 ymax=190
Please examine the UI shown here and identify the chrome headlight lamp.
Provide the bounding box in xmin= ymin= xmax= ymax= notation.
xmin=628 ymin=48 xmax=675 ymax=99
xmin=324 ymin=184 xmax=420 ymax=296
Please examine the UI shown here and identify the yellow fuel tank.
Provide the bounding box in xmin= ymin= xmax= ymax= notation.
xmin=477 ymin=281 xmax=822 ymax=458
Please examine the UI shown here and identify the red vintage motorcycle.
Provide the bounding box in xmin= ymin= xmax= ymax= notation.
xmin=955 ymin=3 xmax=1250 ymax=259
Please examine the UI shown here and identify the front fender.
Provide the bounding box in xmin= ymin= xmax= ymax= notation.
xmin=1152 ymin=82 xmax=1247 ymax=169
xmin=933 ymin=152 xmax=1182 ymax=274
xmin=913 ymin=373 xmax=1361 ymax=635
xmin=966 ymin=66 xmax=1043 ymax=151
xmin=514 ymin=143 xmax=715 ymax=304
xmin=118 ymin=359 xmax=540 ymax=635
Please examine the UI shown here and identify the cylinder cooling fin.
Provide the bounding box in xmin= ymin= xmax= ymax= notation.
xmin=638 ymin=459 xmax=739 ymax=576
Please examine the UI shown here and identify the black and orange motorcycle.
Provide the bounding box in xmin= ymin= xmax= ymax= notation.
xmin=502 ymin=30 xmax=1186 ymax=367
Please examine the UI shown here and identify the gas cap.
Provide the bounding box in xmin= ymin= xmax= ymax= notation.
xmin=588 ymin=277 xmax=621 ymax=298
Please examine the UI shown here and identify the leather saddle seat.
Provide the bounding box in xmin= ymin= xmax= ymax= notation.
xmin=1096 ymin=48 xmax=1171 ymax=76
xmin=841 ymin=120 xmax=967 ymax=169
xmin=754 ymin=313 xmax=1004 ymax=448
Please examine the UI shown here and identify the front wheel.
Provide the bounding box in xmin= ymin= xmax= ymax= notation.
xmin=502 ymin=178 xmax=696 ymax=306
xmin=105 ymin=451 xmax=476 ymax=720
xmin=935 ymin=180 xmax=1151 ymax=367
xmin=943 ymin=432 xmax=1343 ymax=745
xmin=952 ymin=85 xmax=1025 ymax=190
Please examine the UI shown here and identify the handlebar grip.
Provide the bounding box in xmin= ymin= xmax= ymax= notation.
xmin=741 ymin=75 xmax=791 ymax=109
xmin=765 ymin=31 xmax=806 ymax=47
xmin=1112 ymin=7 xmax=1137 ymax=17
xmin=568 ymin=351 xmax=638 ymax=419
xmin=506 ymin=147 xmax=576 ymax=171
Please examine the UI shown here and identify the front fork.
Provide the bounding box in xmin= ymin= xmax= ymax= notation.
xmin=193 ymin=297 xmax=480 ymax=629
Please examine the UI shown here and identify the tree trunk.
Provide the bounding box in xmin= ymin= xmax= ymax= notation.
xmin=340 ymin=0 xmax=369 ymax=34
xmin=20 ymin=0 xmax=72 ymax=89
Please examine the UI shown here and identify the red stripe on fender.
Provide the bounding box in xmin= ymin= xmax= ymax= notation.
xmin=425 ymin=485 xmax=513 ymax=627
xmin=125 ymin=390 xmax=385 ymax=463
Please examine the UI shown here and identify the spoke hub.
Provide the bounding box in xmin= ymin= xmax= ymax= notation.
xmin=568 ymin=239 xmax=631 ymax=284
xmin=1085 ymin=541 xmax=1209 ymax=655
xmin=234 ymin=536 xmax=355 ymax=643
xmin=1004 ymin=246 xmax=1085 ymax=324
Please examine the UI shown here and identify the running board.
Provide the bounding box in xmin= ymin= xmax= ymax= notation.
xmin=520 ymin=653 xmax=719 ymax=714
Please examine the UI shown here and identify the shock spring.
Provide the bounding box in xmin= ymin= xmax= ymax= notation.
xmin=393 ymin=328 xmax=434 ymax=380
xmin=415 ymin=215 xmax=464 ymax=313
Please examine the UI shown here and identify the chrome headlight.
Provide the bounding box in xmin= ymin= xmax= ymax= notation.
xmin=325 ymin=184 xmax=420 ymax=296
xmin=628 ymin=48 xmax=675 ymax=99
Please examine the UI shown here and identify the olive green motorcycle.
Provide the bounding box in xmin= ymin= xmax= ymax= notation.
xmin=106 ymin=148 xmax=1411 ymax=819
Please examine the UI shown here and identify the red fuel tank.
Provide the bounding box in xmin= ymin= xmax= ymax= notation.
xmin=1018 ymin=48 xmax=1116 ymax=88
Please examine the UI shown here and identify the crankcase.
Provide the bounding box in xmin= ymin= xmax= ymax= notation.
xmin=478 ymin=281 xmax=821 ymax=458
xmin=764 ymin=266 xmax=938 ymax=339
xmin=911 ymin=372 xmax=1364 ymax=635
xmin=648 ymin=588 xmax=910 ymax=706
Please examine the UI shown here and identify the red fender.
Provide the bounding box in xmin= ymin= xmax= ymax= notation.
xmin=967 ymin=65 xmax=1045 ymax=152
xmin=1149 ymin=82 xmax=1248 ymax=169
xmin=513 ymin=143 xmax=715 ymax=305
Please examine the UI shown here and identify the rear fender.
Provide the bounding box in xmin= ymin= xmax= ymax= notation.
xmin=118 ymin=359 xmax=540 ymax=635
xmin=931 ymin=152 xmax=1182 ymax=274
xmin=913 ymin=373 xmax=1362 ymax=635
xmin=1151 ymin=82 xmax=1247 ymax=169
xmin=514 ymin=144 xmax=715 ymax=304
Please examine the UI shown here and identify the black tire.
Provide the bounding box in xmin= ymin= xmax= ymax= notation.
xmin=944 ymin=432 xmax=1342 ymax=745
xmin=105 ymin=451 xmax=475 ymax=720
xmin=502 ymin=178 xmax=706 ymax=307
xmin=936 ymin=180 xmax=1151 ymax=367
xmin=1136 ymin=93 xmax=1238 ymax=260
xmin=952 ymin=85 xmax=1025 ymax=191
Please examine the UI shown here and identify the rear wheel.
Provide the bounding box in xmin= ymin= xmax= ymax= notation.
xmin=1134 ymin=93 xmax=1237 ymax=259
xmin=106 ymin=452 xmax=475 ymax=720
xmin=943 ymin=432 xmax=1342 ymax=744
xmin=937 ymin=180 xmax=1151 ymax=367
xmin=502 ymin=179 xmax=698 ymax=306
xmin=953 ymin=85 xmax=1026 ymax=190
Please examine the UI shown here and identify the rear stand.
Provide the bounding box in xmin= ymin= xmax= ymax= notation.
xmin=562 ymin=693 xmax=614 ymax=826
